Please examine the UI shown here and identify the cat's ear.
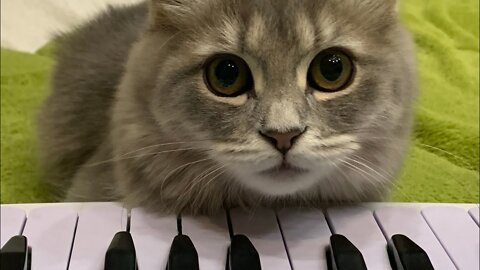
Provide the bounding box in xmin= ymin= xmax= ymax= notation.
xmin=148 ymin=0 xmax=207 ymax=31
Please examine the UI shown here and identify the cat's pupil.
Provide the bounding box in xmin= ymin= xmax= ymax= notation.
xmin=320 ymin=54 xmax=343 ymax=82
xmin=215 ymin=60 xmax=239 ymax=87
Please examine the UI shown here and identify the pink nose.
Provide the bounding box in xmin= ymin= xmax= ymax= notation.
xmin=260 ymin=129 xmax=305 ymax=154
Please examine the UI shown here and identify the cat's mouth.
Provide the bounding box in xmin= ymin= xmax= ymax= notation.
xmin=260 ymin=160 xmax=308 ymax=177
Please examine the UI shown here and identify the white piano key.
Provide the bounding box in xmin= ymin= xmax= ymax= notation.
xmin=182 ymin=214 xmax=230 ymax=270
xmin=129 ymin=208 xmax=177 ymax=269
xmin=326 ymin=207 xmax=391 ymax=270
xmin=469 ymin=206 xmax=479 ymax=225
xmin=68 ymin=204 xmax=128 ymax=270
xmin=374 ymin=207 xmax=456 ymax=270
xmin=422 ymin=206 xmax=480 ymax=270
xmin=0 ymin=206 xmax=26 ymax=247
xmin=277 ymin=209 xmax=330 ymax=270
xmin=229 ymin=209 xmax=291 ymax=270
xmin=22 ymin=205 xmax=78 ymax=270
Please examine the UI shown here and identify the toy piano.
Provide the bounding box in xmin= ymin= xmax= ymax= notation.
xmin=1 ymin=202 xmax=479 ymax=270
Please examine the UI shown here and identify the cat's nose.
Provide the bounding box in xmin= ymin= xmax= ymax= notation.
xmin=260 ymin=128 xmax=306 ymax=154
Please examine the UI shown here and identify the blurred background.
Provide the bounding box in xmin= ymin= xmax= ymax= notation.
xmin=1 ymin=0 xmax=143 ymax=52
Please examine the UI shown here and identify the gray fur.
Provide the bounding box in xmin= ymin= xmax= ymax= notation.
xmin=37 ymin=0 xmax=416 ymax=214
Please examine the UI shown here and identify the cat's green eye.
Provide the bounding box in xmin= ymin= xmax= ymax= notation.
xmin=205 ymin=54 xmax=253 ymax=97
xmin=308 ymin=49 xmax=354 ymax=92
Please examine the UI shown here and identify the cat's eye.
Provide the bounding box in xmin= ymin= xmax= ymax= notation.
xmin=205 ymin=54 xmax=253 ymax=97
xmin=308 ymin=49 xmax=354 ymax=92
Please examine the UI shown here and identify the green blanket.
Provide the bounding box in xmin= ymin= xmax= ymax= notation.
xmin=1 ymin=0 xmax=479 ymax=204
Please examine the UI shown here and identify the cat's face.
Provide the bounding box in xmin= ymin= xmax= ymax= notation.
xmin=139 ymin=0 xmax=415 ymax=198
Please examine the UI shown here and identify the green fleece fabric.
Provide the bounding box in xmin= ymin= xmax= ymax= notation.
xmin=1 ymin=0 xmax=478 ymax=204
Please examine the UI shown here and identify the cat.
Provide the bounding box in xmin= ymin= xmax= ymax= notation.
xmin=37 ymin=0 xmax=416 ymax=215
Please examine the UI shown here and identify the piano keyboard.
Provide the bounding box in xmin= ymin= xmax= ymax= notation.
xmin=1 ymin=202 xmax=478 ymax=270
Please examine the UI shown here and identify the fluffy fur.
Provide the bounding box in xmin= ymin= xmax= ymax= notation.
xmin=37 ymin=0 xmax=416 ymax=214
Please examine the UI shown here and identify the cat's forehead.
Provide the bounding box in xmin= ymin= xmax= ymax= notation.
xmin=186 ymin=0 xmax=396 ymax=60
xmin=243 ymin=8 xmax=316 ymax=56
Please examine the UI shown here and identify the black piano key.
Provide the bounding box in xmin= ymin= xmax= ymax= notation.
xmin=27 ymin=247 xmax=31 ymax=270
xmin=227 ymin=234 xmax=261 ymax=270
xmin=0 ymin=235 xmax=30 ymax=270
xmin=104 ymin=231 xmax=137 ymax=270
xmin=167 ymin=235 xmax=199 ymax=270
xmin=387 ymin=234 xmax=434 ymax=270
xmin=327 ymin=234 xmax=367 ymax=270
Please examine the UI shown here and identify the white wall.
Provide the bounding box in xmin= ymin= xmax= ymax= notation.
xmin=1 ymin=0 xmax=144 ymax=53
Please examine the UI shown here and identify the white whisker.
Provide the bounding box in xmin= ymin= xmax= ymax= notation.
xmin=196 ymin=169 xmax=226 ymax=200
xmin=160 ymin=158 xmax=212 ymax=192
xmin=163 ymin=158 xmax=211 ymax=183
xmin=339 ymin=159 xmax=384 ymax=186
xmin=342 ymin=157 xmax=416 ymax=201
xmin=83 ymin=147 xmax=204 ymax=167
xmin=349 ymin=154 xmax=392 ymax=177
xmin=115 ymin=140 xmax=214 ymax=158
xmin=180 ymin=164 xmax=226 ymax=201
xmin=344 ymin=156 xmax=388 ymax=180
xmin=418 ymin=143 xmax=471 ymax=167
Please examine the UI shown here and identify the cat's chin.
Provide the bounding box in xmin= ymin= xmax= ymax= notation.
xmin=259 ymin=161 xmax=308 ymax=178
xmin=231 ymin=162 xmax=335 ymax=197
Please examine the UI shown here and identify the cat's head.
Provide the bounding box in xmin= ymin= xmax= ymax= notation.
xmin=120 ymin=0 xmax=415 ymax=201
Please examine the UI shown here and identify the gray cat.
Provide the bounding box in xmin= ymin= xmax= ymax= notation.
xmin=37 ymin=0 xmax=416 ymax=214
